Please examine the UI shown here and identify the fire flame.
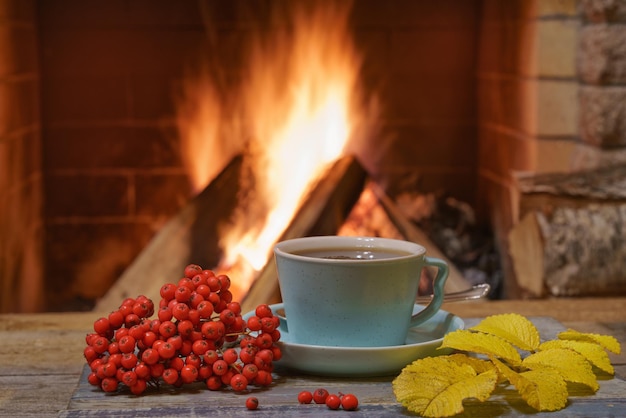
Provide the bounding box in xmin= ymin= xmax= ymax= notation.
xmin=177 ymin=1 xmax=372 ymax=300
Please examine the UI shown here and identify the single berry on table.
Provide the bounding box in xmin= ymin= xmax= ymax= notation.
xmin=297 ymin=390 xmax=313 ymax=404
xmin=325 ymin=394 xmax=342 ymax=410
xmin=341 ymin=393 xmax=359 ymax=410
xmin=246 ymin=396 xmax=259 ymax=410
xmin=313 ymin=388 xmax=329 ymax=404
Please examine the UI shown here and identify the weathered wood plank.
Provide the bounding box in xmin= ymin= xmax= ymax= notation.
xmin=0 ymin=375 xmax=80 ymax=417
xmin=0 ymin=301 xmax=624 ymax=417
xmin=60 ymin=317 xmax=626 ymax=417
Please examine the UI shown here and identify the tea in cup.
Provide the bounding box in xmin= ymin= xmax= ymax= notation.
xmin=273 ymin=235 xmax=449 ymax=347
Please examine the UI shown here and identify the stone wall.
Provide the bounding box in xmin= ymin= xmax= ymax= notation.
xmin=577 ymin=0 xmax=626 ymax=165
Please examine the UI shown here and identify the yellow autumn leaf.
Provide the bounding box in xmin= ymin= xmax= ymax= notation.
xmin=491 ymin=357 xmax=568 ymax=412
xmin=540 ymin=339 xmax=614 ymax=374
xmin=523 ymin=348 xmax=599 ymax=391
xmin=441 ymin=329 xmax=522 ymax=365
xmin=446 ymin=353 xmax=497 ymax=374
xmin=558 ymin=329 xmax=622 ymax=354
xmin=471 ymin=313 xmax=540 ymax=352
xmin=393 ymin=356 xmax=498 ymax=417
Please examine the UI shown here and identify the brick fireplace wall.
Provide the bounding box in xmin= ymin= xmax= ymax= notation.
xmin=3 ymin=0 xmax=623 ymax=312
xmin=37 ymin=2 xmax=202 ymax=311
xmin=0 ymin=0 xmax=44 ymax=312
xmin=23 ymin=0 xmax=485 ymax=312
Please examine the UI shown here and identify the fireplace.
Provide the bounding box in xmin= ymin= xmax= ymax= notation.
xmin=2 ymin=0 xmax=625 ymax=313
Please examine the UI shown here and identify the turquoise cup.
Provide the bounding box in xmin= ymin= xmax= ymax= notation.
xmin=273 ymin=236 xmax=449 ymax=347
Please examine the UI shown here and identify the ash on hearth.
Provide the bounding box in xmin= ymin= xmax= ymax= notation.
xmin=395 ymin=192 xmax=503 ymax=299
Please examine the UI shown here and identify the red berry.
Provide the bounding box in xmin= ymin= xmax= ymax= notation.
xmin=121 ymin=353 xmax=138 ymax=369
xmin=221 ymin=348 xmax=237 ymax=365
xmin=184 ymin=263 xmax=202 ymax=278
xmin=230 ymin=373 xmax=248 ymax=392
xmin=175 ymin=286 xmax=192 ymax=303
xmin=247 ymin=316 xmax=262 ymax=331
xmin=191 ymin=339 xmax=210 ymax=356
xmin=245 ymin=397 xmax=259 ymax=410
xmin=108 ymin=310 xmax=125 ymax=329
xmin=92 ymin=336 xmax=109 ymax=354
xmin=255 ymin=332 xmax=274 ymax=349
xmin=177 ymin=319 xmax=194 ymax=338
xmin=254 ymin=370 xmax=273 ymax=386
xmin=140 ymin=348 xmax=160 ymax=365
xmin=255 ymin=304 xmax=273 ymax=318
xmin=162 ymin=368 xmax=179 ymax=385
xmin=216 ymin=274 xmax=231 ymax=291
xmin=220 ymin=369 xmax=235 ymax=385
xmin=160 ymin=283 xmax=177 ymax=301
xmin=219 ymin=309 xmax=236 ymax=325
xmin=185 ymin=353 xmax=202 ymax=368
xmin=157 ymin=341 xmax=176 ymax=359
xmin=212 ymin=359 xmax=228 ymax=376
xmin=87 ymin=372 xmax=101 ymax=386
xmin=134 ymin=362 xmax=150 ymax=379
xmin=169 ymin=356 xmax=185 ymax=371
xmin=196 ymin=300 xmax=214 ymax=318
xmin=83 ymin=346 xmax=98 ymax=363
xmin=341 ymin=393 xmax=359 ymax=411
xmin=173 ymin=302 xmax=190 ymax=320
xmin=93 ymin=317 xmax=110 ymax=336
xmin=159 ymin=321 xmax=177 ymax=339
xmin=122 ymin=370 xmax=138 ymax=387
xmin=242 ymin=364 xmax=258 ymax=381
xmin=226 ymin=301 xmax=241 ymax=315
xmin=133 ymin=301 xmax=151 ymax=317
xmin=158 ymin=306 xmax=173 ymax=322
xmin=100 ymin=377 xmax=118 ymax=393
xmin=150 ymin=362 xmax=165 ymax=378
xmin=298 ymin=390 xmax=313 ymax=404
xmin=130 ymin=379 xmax=147 ymax=395
xmin=203 ymin=350 xmax=219 ymax=365
xmin=180 ymin=365 xmax=198 ymax=384
xmin=124 ymin=313 xmax=141 ymax=328
xmin=325 ymin=394 xmax=341 ymax=410
xmin=201 ymin=320 xmax=225 ymax=340
xmin=313 ymin=388 xmax=329 ymax=404
xmin=207 ymin=276 xmax=221 ymax=292
xmin=206 ymin=375 xmax=222 ymax=390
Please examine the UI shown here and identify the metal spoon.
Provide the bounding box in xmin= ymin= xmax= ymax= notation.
xmin=274 ymin=283 xmax=491 ymax=321
xmin=415 ymin=283 xmax=490 ymax=304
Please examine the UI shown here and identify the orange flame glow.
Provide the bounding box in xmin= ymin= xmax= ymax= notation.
xmin=177 ymin=1 xmax=374 ymax=301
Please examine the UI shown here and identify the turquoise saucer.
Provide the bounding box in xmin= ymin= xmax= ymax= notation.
xmin=242 ymin=303 xmax=464 ymax=377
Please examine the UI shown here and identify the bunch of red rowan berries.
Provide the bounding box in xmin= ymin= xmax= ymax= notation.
xmin=83 ymin=264 xmax=281 ymax=395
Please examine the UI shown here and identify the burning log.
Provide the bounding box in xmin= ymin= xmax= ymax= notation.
xmin=96 ymin=152 xmax=471 ymax=315
xmin=243 ymin=180 xmax=472 ymax=312
xmin=94 ymin=156 xmax=245 ymax=312
xmin=95 ymin=155 xmax=367 ymax=313
xmin=369 ymin=183 xmax=469 ymax=294
xmin=241 ymin=156 xmax=367 ymax=312
xmin=508 ymin=164 xmax=626 ymax=297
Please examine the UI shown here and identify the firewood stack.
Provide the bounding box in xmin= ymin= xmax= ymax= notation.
xmin=509 ymin=164 xmax=626 ymax=297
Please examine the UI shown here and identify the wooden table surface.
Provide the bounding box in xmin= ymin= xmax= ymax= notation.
xmin=1 ymin=297 xmax=624 ymax=417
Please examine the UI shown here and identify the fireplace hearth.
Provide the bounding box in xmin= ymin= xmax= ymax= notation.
xmin=2 ymin=0 xmax=626 ymax=313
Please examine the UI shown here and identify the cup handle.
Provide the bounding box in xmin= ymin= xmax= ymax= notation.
xmin=409 ymin=256 xmax=449 ymax=327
